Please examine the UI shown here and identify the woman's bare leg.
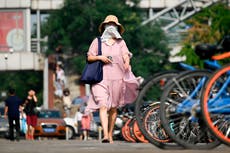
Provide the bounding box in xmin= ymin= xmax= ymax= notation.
xmin=31 ymin=127 xmax=34 ymax=138
xmin=83 ymin=130 xmax=87 ymax=140
xmin=26 ymin=125 xmax=30 ymax=140
xmin=108 ymin=108 xmax=117 ymax=143
xmin=100 ymin=106 xmax=109 ymax=140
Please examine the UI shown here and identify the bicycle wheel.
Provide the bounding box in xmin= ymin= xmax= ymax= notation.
xmin=122 ymin=118 xmax=136 ymax=142
xmin=135 ymin=71 xmax=179 ymax=148
xmin=143 ymin=102 xmax=170 ymax=143
xmin=128 ymin=118 xmax=139 ymax=142
xmin=201 ymin=64 xmax=230 ymax=146
xmin=133 ymin=118 xmax=149 ymax=143
xmin=160 ymin=70 xmax=220 ymax=149
xmin=121 ymin=125 xmax=130 ymax=142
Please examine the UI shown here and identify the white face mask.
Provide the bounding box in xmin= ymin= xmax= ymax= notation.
xmin=101 ymin=25 xmax=122 ymax=44
xmin=104 ymin=25 xmax=118 ymax=31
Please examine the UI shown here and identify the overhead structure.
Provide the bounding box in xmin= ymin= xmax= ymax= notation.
xmin=141 ymin=0 xmax=223 ymax=31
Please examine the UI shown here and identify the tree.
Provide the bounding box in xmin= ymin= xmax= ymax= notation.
xmin=42 ymin=0 xmax=170 ymax=78
xmin=0 ymin=71 xmax=43 ymax=106
xmin=131 ymin=23 xmax=170 ymax=77
xmin=177 ymin=3 xmax=230 ymax=67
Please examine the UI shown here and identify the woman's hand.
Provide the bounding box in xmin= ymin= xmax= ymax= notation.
xmin=99 ymin=56 xmax=112 ymax=64
xmin=88 ymin=55 xmax=112 ymax=64
xmin=124 ymin=62 xmax=130 ymax=71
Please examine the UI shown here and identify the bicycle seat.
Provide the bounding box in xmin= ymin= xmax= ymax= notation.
xmin=195 ymin=35 xmax=230 ymax=60
xmin=219 ymin=35 xmax=230 ymax=51
xmin=195 ymin=44 xmax=220 ymax=59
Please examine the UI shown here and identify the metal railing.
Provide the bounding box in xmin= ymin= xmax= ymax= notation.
xmin=142 ymin=0 xmax=223 ymax=31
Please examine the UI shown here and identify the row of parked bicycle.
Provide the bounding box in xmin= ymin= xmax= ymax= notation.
xmin=121 ymin=35 xmax=230 ymax=149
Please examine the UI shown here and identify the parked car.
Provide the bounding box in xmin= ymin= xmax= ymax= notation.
xmin=0 ymin=107 xmax=9 ymax=138
xmin=0 ymin=117 xmax=9 ymax=137
xmin=34 ymin=109 xmax=66 ymax=139
xmin=0 ymin=106 xmax=26 ymax=139
xmin=63 ymin=117 xmax=77 ymax=139
xmin=0 ymin=106 xmax=4 ymax=116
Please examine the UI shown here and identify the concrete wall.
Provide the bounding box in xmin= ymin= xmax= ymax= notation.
xmin=2 ymin=0 xmax=178 ymax=9
xmin=31 ymin=0 xmax=64 ymax=10
xmin=0 ymin=0 xmax=30 ymax=8
xmin=0 ymin=52 xmax=44 ymax=70
xmin=139 ymin=0 xmax=184 ymax=8
xmin=0 ymin=0 xmax=64 ymax=9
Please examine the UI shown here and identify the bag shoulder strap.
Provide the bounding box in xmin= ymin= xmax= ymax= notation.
xmin=97 ymin=36 xmax=102 ymax=55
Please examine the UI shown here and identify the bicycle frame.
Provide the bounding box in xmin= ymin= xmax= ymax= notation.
xmin=206 ymin=75 xmax=230 ymax=114
xmin=174 ymin=52 xmax=230 ymax=115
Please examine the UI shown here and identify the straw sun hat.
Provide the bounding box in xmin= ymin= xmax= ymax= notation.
xmin=99 ymin=15 xmax=125 ymax=34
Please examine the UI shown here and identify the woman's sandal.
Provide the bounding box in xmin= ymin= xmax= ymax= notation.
xmin=101 ymin=139 xmax=110 ymax=143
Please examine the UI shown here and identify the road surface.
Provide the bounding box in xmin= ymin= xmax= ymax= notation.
xmin=0 ymin=139 xmax=229 ymax=153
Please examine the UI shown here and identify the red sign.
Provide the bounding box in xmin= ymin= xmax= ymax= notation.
xmin=0 ymin=10 xmax=25 ymax=52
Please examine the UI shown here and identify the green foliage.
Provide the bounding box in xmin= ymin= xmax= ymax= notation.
xmin=131 ymin=24 xmax=170 ymax=78
xmin=42 ymin=0 xmax=170 ymax=78
xmin=42 ymin=0 xmax=141 ymax=54
xmin=178 ymin=43 xmax=204 ymax=68
xmin=0 ymin=71 xmax=43 ymax=106
xmin=178 ymin=3 xmax=230 ymax=67
xmin=68 ymin=55 xmax=86 ymax=74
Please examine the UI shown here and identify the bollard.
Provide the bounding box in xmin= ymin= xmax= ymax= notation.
xmin=66 ymin=127 xmax=69 ymax=140
xmin=98 ymin=126 xmax=102 ymax=140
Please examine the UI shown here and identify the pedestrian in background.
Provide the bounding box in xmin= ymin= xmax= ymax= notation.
xmin=4 ymin=88 xmax=23 ymax=141
xmin=85 ymin=14 xmax=140 ymax=143
xmin=55 ymin=64 xmax=66 ymax=86
xmin=54 ymin=78 xmax=64 ymax=98
xmin=53 ymin=63 xmax=66 ymax=98
xmin=23 ymin=89 xmax=38 ymax=140
xmin=74 ymin=107 xmax=83 ymax=140
xmin=62 ymin=88 xmax=72 ymax=117
xmin=54 ymin=45 xmax=64 ymax=64
xmin=81 ymin=102 xmax=92 ymax=141
xmin=81 ymin=113 xmax=92 ymax=141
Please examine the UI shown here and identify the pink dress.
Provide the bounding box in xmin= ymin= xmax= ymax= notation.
xmin=85 ymin=38 xmax=139 ymax=112
xmin=81 ymin=114 xmax=91 ymax=130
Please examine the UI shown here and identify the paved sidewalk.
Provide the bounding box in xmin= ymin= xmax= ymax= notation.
xmin=0 ymin=139 xmax=229 ymax=153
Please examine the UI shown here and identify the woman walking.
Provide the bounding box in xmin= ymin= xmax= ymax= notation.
xmin=85 ymin=15 xmax=140 ymax=143
xmin=24 ymin=90 xmax=38 ymax=140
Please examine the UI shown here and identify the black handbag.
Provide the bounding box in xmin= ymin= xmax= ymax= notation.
xmin=80 ymin=37 xmax=103 ymax=84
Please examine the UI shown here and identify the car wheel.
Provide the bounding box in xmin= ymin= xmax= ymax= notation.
xmin=66 ymin=126 xmax=75 ymax=139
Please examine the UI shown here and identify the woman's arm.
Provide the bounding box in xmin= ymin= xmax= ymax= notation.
xmin=121 ymin=40 xmax=132 ymax=71
xmin=32 ymin=91 xmax=38 ymax=103
xmin=123 ymin=54 xmax=130 ymax=71
xmin=33 ymin=95 xmax=38 ymax=103
xmin=4 ymin=106 xmax=8 ymax=119
xmin=87 ymin=55 xmax=112 ymax=64
xmin=87 ymin=38 xmax=112 ymax=64
xmin=123 ymin=54 xmax=130 ymax=65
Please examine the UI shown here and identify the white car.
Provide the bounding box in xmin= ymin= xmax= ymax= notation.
xmin=63 ymin=117 xmax=78 ymax=139
xmin=64 ymin=111 xmax=124 ymax=140
xmin=64 ymin=112 xmax=99 ymax=140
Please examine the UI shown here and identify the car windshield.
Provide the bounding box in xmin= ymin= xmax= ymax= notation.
xmin=38 ymin=110 xmax=61 ymax=118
